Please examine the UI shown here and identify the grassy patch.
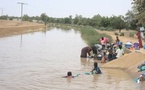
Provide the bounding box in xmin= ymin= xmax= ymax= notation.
xmin=48 ymin=23 xmax=113 ymax=46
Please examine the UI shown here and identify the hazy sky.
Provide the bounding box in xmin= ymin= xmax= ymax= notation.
xmin=0 ymin=0 xmax=132 ymax=18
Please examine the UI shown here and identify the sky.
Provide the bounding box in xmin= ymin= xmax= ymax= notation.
xmin=0 ymin=0 xmax=133 ymax=18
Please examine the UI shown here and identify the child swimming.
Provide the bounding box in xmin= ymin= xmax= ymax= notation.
xmin=63 ymin=71 xmax=75 ymax=78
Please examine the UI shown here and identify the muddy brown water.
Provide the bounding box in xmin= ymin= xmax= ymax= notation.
xmin=0 ymin=28 xmax=141 ymax=90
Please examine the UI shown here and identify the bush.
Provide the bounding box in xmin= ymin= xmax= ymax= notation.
xmin=99 ymin=27 xmax=106 ymax=31
xmin=114 ymin=32 xmax=118 ymax=35
xmin=119 ymin=32 xmax=124 ymax=36
xmin=129 ymin=32 xmax=134 ymax=37
xmin=106 ymin=27 xmax=115 ymax=31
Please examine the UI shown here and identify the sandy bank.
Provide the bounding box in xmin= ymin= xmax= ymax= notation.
xmin=97 ymin=29 xmax=145 ymax=82
xmin=102 ymin=51 xmax=145 ymax=69
xmin=0 ymin=20 xmax=45 ymax=37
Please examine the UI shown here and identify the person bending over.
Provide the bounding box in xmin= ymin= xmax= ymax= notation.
xmin=80 ymin=46 xmax=92 ymax=58
xmin=91 ymin=44 xmax=102 ymax=59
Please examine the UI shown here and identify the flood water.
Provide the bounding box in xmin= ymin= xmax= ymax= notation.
xmin=0 ymin=28 xmax=140 ymax=90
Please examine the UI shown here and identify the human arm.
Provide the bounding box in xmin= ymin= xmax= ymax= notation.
xmin=87 ymin=47 xmax=92 ymax=56
xmin=88 ymin=52 xmax=91 ymax=56
xmin=91 ymin=68 xmax=95 ymax=72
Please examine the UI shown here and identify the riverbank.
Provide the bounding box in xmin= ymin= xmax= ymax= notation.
xmin=0 ymin=20 xmax=46 ymax=38
xmin=97 ymin=29 xmax=145 ymax=86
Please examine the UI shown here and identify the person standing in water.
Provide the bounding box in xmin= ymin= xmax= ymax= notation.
xmin=91 ymin=62 xmax=102 ymax=74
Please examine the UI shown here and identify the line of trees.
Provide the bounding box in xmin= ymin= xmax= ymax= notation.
xmin=1 ymin=0 xmax=144 ymax=30
xmin=0 ymin=13 xmax=128 ymax=31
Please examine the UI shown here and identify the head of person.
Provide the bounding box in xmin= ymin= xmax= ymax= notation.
xmin=94 ymin=62 xmax=98 ymax=68
xmin=67 ymin=71 xmax=72 ymax=76
xmin=101 ymin=37 xmax=104 ymax=40
xmin=139 ymin=74 xmax=145 ymax=82
xmin=118 ymin=45 xmax=122 ymax=49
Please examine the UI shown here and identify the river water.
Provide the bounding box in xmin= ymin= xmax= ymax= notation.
xmin=0 ymin=28 xmax=140 ymax=90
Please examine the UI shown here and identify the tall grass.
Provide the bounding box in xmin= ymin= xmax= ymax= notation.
xmin=79 ymin=26 xmax=112 ymax=46
xmin=48 ymin=23 xmax=112 ymax=46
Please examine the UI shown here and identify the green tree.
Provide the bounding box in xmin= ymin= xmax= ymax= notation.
xmin=40 ymin=13 xmax=48 ymax=25
xmin=132 ymin=0 xmax=145 ymax=24
xmin=22 ymin=14 xmax=30 ymax=21
xmin=91 ymin=14 xmax=102 ymax=27
xmin=73 ymin=14 xmax=79 ymax=24
xmin=125 ymin=10 xmax=137 ymax=29
xmin=109 ymin=16 xmax=126 ymax=32
xmin=64 ymin=17 xmax=71 ymax=24
xmin=100 ymin=17 xmax=110 ymax=27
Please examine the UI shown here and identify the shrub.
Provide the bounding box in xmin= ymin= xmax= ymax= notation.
xmin=129 ymin=32 xmax=134 ymax=37
xmin=114 ymin=32 xmax=118 ymax=35
xmin=119 ymin=32 xmax=124 ymax=36
xmin=106 ymin=27 xmax=115 ymax=31
xmin=99 ymin=27 xmax=106 ymax=31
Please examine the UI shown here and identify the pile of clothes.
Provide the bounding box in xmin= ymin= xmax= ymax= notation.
xmin=138 ymin=62 xmax=145 ymax=72
xmin=135 ymin=62 xmax=145 ymax=83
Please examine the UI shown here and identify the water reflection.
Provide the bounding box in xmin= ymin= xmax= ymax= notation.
xmin=20 ymin=34 xmax=23 ymax=47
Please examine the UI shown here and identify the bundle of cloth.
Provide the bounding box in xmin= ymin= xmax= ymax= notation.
xmin=138 ymin=62 xmax=145 ymax=72
xmin=135 ymin=73 xmax=145 ymax=83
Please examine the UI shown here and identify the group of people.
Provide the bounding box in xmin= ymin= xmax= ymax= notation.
xmin=64 ymin=24 xmax=145 ymax=80
xmin=80 ymin=36 xmax=124 ymax=63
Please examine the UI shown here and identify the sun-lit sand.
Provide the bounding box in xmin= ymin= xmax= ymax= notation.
xmin=0 ymin=20 xmax=45 ymax=37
